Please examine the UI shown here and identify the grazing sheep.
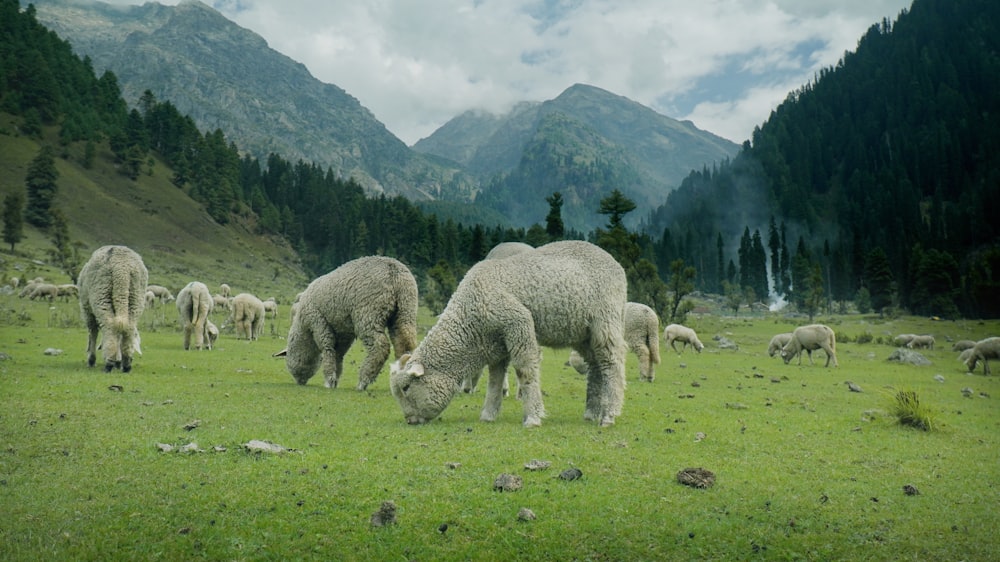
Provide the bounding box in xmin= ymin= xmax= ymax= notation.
xmin=274 ymin=256 xmax=418 ymax=390
xmin=907 ymin=335 xmax=935 ymax=350
xmin=893 ymin=334 xmax=917 ymax=347
xmin=146 ymin=284 xmax=174 ymax=304
xmin=18 ymin=279 xmax=41 ymax=298
xmin=144 ymin=290 xmax=156 ymax=309
xmin=767 ymin=333 xmax=794 ymax=358
xmin=9 ymin=277 xmax=19 ymax=290
xmin=176 ymin=281 xmax=215 ymax=350
xmin=262 ymin=297 xmax=278 ymax=319
xmin=212 ymin=294 xmax=231 ymax=311
xmin=965 ymin=337 xmax=1000 ymax=375
xmin=77 ymin=245 xmax=148 ymax=372
xmin=230 ymin=293 xmax=265 ymax=340
xmin=781 ymin=324 xmax=838 ymax=367
xmin=28 ymin=283 xmax=59 ymax=301
xmin=952 ymin=340 xmax=976 ymax=352
xmin=664 ymin=323 xmax=705 ymax=354
xmin=564 ymin=302 xmax=661 ymax=382
xmin=958 ymin=348 xmax=974 ymax=364
xmin=56 ymin=283 xmax=78 ymax=301
xmin=390 ymin=240 xmax=628 ymax=428
xmin=219 ymin=283 xmax=231 ymax=298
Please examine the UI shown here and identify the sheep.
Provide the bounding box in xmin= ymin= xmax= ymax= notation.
xmin=274 ymin=256 xmax=418 ymax=391
xmin=262 ymin=297 xmax=278 ymax=319
xmin=389 ymin=240 xmax=628 ymax=428
xmin=893 ymin=334 xmax=916 ymax=347
xmin=907 ymin=335 xmax=935 ymax=350
xmin=176 ymin=281 xmax=215 ymax=350
xmin=146 ymin=284 xmax=174 ymax=304
xmin=28 ymin=283 xmax=59 ymax=301
xmin=9 ymin=277 xmax=19 ymax=290
xmin=56 ymin=283 xmax=78 ymax=301
xmin=212 ymin=294 xmax=230 ymax=311
xmin=230 ymin=293 xmax=265 ymax=340
xmin=767 ymin=333 xmax=793 ymax=357
xmin=461 ymin=242 xmax=536 ymax=395
xmin=664 ymin=323 xmax=704 ymax=354
xmin=144 ymin=290 xmax=156 ymax=309
xmin=562 ymin=302 xmax=661 ymax=382
xmin=965 ymin=337 xmax=1000 ymax=375
xmin=219 ymin=283 xmax=232 ymax=298
xmin=18 ymin=279 xmax=40 ymax=298
xmin=781 ymin=324 xmax=838 ymax=367
xmin=77 ymin=245 xmax=148 ymax=372
xmin=952 ymin=340 xmax=976 ymax=352
xmin=957 ymin=348 xmax=974 ymax=364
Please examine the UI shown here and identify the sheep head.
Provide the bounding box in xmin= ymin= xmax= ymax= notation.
xmin=281 ymin=322 xmax=321 ymax=385
xmin=390 ymin=354 xmax=457 ymax=425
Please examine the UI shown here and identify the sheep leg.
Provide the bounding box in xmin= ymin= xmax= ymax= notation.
xmin=321 ymin=337 xmax=352 ymax=389
xmin=462 ymin=369 xmax=483 ymax=394
xmin=634 ymin=344 xmax=652 ymax=382
xmin=356 ymin=331 xmax=390 ymax=391
xmin=507 ymin=344 xmax=544 ymax=428
xmin=821 ymin=343 xmax=838 ymax=367
xmin=84 ymin=313 xmax=99 ymax=368
xmin=479 ymin=361 xmax=509 ymax=422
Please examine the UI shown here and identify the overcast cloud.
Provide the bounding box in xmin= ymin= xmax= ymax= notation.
xmin=111 ymin=0 xmax=912 ymax=145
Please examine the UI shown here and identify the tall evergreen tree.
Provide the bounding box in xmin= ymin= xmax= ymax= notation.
xmin=3 ymin=191 xmax=25 ymax=252
xmin=24 ymin=145 xmax=58 ymax=229
xmin=768 ymin=217 xmax=781 ymax=296
xmin=863 ymin=247 xmax=894 ymax=316
xmin=544 ymin=192 xmax=564 ymax=241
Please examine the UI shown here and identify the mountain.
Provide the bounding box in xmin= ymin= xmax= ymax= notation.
xmin=30 ymin=0 xmax=474 ymax=202
xmin=414 ymin=84 xmax=740 ymax=231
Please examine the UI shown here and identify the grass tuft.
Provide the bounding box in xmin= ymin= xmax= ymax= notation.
xmin=889 ymin=389 xmax=935 ymax=431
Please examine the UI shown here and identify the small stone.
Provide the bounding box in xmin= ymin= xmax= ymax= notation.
xmin=558 ymin=468 xmax=583 ymax=481
xmin=903 ymin=484 xmax=920 ymax=496
xmin=524 ymin=459 xmax=551 ymax=471
xmin=43 ymin=348 xmax=63 ymax=356
xmin=677 ymin=467 xmax=716 ymax=489
xmin=846 ymin=381 xmax=863 ymax=393
xmin=370 ymin=501 xmax=397 ymax=527
xmin=961 ymin=387 xmax=974 ymax=398
xmin=694 ymin=432 xmax=706 ymax=442
xmin=445 ymin=462 xmax=461 ymax=469
xmin=517 ymin=508 xmax=536 ymax=521
xmin=108 ymin=385 xmax=124 ymax=392
xmin=493 ymin=473 xmax=523 ymax=491
xmin=156 ymin=443 xmax=174 ymax=452
xmin=933 ymin=374 xmax=945 ymax=383
xmin=183 ymin=419 xmax=201 ymax=431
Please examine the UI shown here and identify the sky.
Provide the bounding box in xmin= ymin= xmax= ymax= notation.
xmin=109 ymin=0 xmax=912 ymax=146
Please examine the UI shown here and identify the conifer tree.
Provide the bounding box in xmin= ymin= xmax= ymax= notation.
xmin=3 ymin=191 xmax=25 ymax=252
xmin=24 ymin=145 xmax=58 ymax=229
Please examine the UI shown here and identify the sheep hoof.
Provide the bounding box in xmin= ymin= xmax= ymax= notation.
xmin=598 ymin=416 xmax=616 ymax=427
xmin=523 ymin=416 xmax=542 ymax=428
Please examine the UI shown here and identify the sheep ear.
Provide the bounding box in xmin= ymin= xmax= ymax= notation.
xmin=410 ymin=362 xmax=424 ymax=377
xmin=273 ymin=349 xmax=288 ymax=357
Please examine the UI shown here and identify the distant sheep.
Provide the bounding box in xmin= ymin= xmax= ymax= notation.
xmin=212 ymin=294 xmax=231 ymax=311
xmin=56 ymin=283 xmax=78 ymax=301
xmin=219 ymin=283 xmax=231 ymax=298
xmin=893 ymin=334 xmax=916 ymax=347
xmin=18 ymin=279 xmax=41 ymax=298
xmin=230 ymin=293 xmax=265 ymax=340
xmin=565 ymin=302 xmax=661 ymax=382
xmin=28 ymin=283 xmax=58 ymax=301
xmin=176 ymin=281 xmax=215 ymax=350
xmin=8 ymin=277 xmax=19 ymax=290
xmin=781 ymin=324 xmax=838 ymax=367
xmin=77 ymin=245 xmax=148 ymax=372
xmin=767 ymin=333 xmax=794 ymax=357
xmin=146 ymin=284 xmax=174 ymax=304
xmin=390 ymin=240 xmax=628 ymax=428
xmin=965 ymin=337 xmax=1000 ymax=375
xmin=951 ymin=340 xmax=976 ymax=352
xmin=262 ymin=297 xmax=278 ymax=319
xmin=907 ymin=335 xmax=935 ymax=350
xmin=664 ymin=323 xmax=704 ymax=354
xmin=275 ymin=256 xmax=418 ymax=390
xmin=144 ymin=290 xmax=155 ymax=309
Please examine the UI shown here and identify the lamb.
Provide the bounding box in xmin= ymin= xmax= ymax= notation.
xmin=389 ymin=240 xmax=628 ymax=428
xmin=906 ymin=335 xmax=935 ymax=350
xmin=230 ymin=293 xmax=265 ymax=340
xmin=562 ymin=302 xmax=661 ymax=382
xmin=219 ymin=283 xmax=231 ymax=298
xmin=781 ymin=324 xmax=838 ymax=367
xmin=176 ymin=281 xmax=215 ymax=350
xmin=951 ymin=340 xmax=976 ymax=352
xmin=77 ymin=245 xmax=148 ymax=372
xmin=146 ymin=284 xmax=174 ymax=304
xmin=262 ymin=297 xmax=278 ymax=319
xmin=664 ymin=323 xmax=705 ymax=354
xmin=28 ymin=283 xmax=59 ymax=301
xmin=965 ymin=337 xmax=1000 ymax=375
xmin=767 ymin=333 xmax=794 ymax=357
xmin=274 ymin=256 xmax=418 ymax=390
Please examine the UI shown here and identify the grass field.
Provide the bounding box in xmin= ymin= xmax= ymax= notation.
xmin=1 ymin=295 xmax=998 ymax=561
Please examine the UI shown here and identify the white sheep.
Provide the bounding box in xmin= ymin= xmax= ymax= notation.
xmin=18 ymin=279 xmax=40 ymax=298
xmin=212 ymin=294 xmax=231 ymax=311
xmin=176 ymin=281 xmax=215 ymax=350
xmin=564 ymin=302 xmax=661 ymax=382
xmin=230 ymin=293 xmax=265 ymax=340
xmin=965 ymin=337 xmax=1000 ymax=375
xmin=144 ymin=290 xmax=156 ymax=309
xmin=56 ymin=283 xmax=78 ymax=301
xmin=146 ymin=284 xmax=174 ymax=304
xmin=781 ymin=324 xmax=838 ymax=367
xmin=907 ymin=335 xmax=935 ymax=350
xmin=274 ymin=256 xmax=418 ymax=390
xmin=664 ymin=323 xmax=704 ymax=354
xmin=219 ymin=283 xmax=232 ymax=298
xmin=390 ymin=240 xmax=628 ymax=428
xmin=77 ymin=245 xmax=148 ymax=372
xmin=262 ymin=297 xmax=278 ymax=319
xmin=893 ymin=334 xmax=916 ymax=347
xmin=952 ymin=340 xmax=976 ymax=352
xmin=767 ymin=333 xmax=794 ymax=357
xmin=8 ymin=277 xmax=19 ymax=290
xmin=28 ymin=283 xmax=59 ymax=301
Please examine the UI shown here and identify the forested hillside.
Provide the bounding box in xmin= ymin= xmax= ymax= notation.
xmin=645 ymin=0 xmax=1000 ymax=317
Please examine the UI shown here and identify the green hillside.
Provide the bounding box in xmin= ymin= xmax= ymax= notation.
xmin=0 ymin=114 xmax=311 ymax=303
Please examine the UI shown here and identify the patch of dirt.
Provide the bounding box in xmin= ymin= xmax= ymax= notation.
xmin=677 ymin=467 xmax=716 ymax=489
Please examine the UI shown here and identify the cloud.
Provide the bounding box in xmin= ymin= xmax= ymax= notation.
xmin=111 ymin=0 xmax=912 ymax=145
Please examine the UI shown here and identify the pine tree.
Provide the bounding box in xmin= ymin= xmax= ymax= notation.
xmin=544 ymin=192 xmax=564 ymax=241
xmin=24 ymin=145 xmax=58 ymax=229
xmin=3 ymin=191 xmax=25 ymax=252
xmin=863 ymin=247 xmax=894 ymax=316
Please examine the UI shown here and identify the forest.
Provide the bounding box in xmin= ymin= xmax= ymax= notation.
xmin=2 ymin=0 xmax=998 ymax=319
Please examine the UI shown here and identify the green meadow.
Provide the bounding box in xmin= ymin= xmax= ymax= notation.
xmin=1 ymin=294 xmax=998 ymax=561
